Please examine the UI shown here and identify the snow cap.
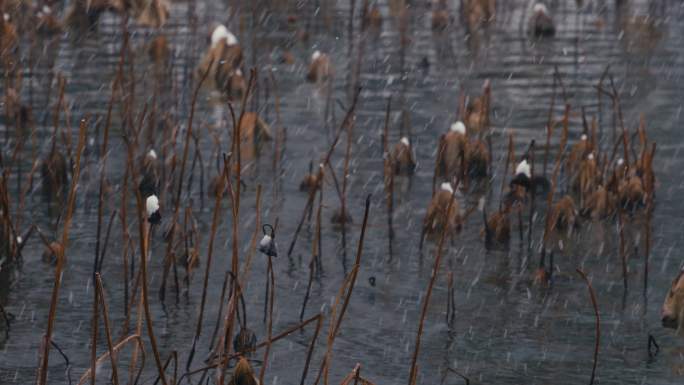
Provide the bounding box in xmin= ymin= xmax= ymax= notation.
xmin=211 ymin=24 xmax=237 ymax=47
xmin=441 ymin=182 xmax=454 ymax=193
xmin=450 ymin=121 xmax=466 ymax=135
xmin=146 ymin=195 xmax=160 ymax=217
xmin=515 ymin=159 xmax=531 ymax=178
xmin=534 ymin=3 xmax=549 ymax=15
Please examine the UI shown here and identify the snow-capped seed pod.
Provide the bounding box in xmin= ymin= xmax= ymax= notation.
xmin=146 ymin=195 xmax=161 ymax=224
xmin=258 ymin=223 xmax=278 ymax=257
xmin=306 ymin=50 xmax=332 ymax=83
xmin=530 ymin=2 xmax=555 ymax=37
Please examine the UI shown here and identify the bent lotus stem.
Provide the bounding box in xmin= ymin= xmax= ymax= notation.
xmin=576 ymin=268 xmax=600 ymax=385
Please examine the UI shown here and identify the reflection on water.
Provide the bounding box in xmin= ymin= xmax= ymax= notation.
xmin=1 ymin=1 xmax=684 ymax=384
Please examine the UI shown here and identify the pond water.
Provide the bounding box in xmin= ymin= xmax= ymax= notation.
xmin=1 ymin=0 xmax=684 ymax=384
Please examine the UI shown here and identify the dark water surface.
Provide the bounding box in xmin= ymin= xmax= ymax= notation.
xmin=2 ymin=1 xmax=684 ymax=384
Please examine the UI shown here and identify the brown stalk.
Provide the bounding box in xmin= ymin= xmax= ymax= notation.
xmin=206 ymin=270 xmax=230 ymax=356
xmin=299 ymin=314 xmax=324 ymax=385
xmin=90 ymin=269 xmax=99 ymax=385
xmin=286 ymin=87 xmax=361 ymax=258
xmin=644 ymin=198 xmax=652 ymax=298
xmin=213 ymin=74 xmax=258 ymax=383
xmin=95 ymin=273 xmax=120 ymax=385
xmin=127 ymin=255 xmax=145 ymax=385
xmin=181 ymin=206 xmax=197 ymax=292
xmin=77 ymin=335 xmax=146 ymax=385
xmin=50 ymin=76 xmax=65 ymax=156
xmin=204 ymin=271 xmax=246 ymax=365
xmin=544 ymin=70 xmax=558 ymax=177
xmin=576 ymin=269 xmax=600 ymax=385
xmin=610 ymin=78 xmax=629 ymax=165
xmin=440 ymin=367 xmax=470 ymax=385
xmin=313 ymin=267 xmax=355 ymax=385
xmin=527 ymin=140 xmax=536 ymax=251
xmin=446 ymin=271 xmax=456 ymax=327
xmin=300 ymin=187 xmax=324 ymax=322
xmin=618 ymin=209 xmax=628 ymax=291
xmin=591 ymin=116 xmax=599 ymax=163
xmin=229 ymin=69 xmax=257 ymax=283
xmin=554 ymin=66 xmax=568 ymax=103
xmin=121 ymin=237 xmax=131 ymax=333
xmin=239 ymin=185 xmax=262 ymax=291
xmin=36 ymin=247 xmax=64 ymax=385
xmin=159 ymin=57 xmax=214 ymax=303
xmin=15 ymin=158 xmax=40 ymax=232
xmin=432 ymin=138 xmax=445 ymax=197
xmin=37 ymin=118 xmax=88 ymax=385
xmin=541 ymin=105 xmax=570 ymax=249
xmin=186 ymin=154 xmax=231 ymax=371
xmin=340 ymin=363 xmax=364 ymax=385
xmin=125 ymin=28 xmax=136 ymax=141
xmin=154 ymin=352 xmax=178 ymax=385
xmin=314 ymin=195 xmax=371 ymax=385
xmin=239 ymin=219 xmax=262 ymax=329
xmin=258 ymin=255 xmax=276 ymax=384
xmin=187 ymin=130 xmax=206 ymax=209
xmin=347 ymin=0 xmax=357 ymax=99
xmin=94 ymin=17 xmax=126 ymax=275
xmin=139 ymin=201 xmax=168 ymax=385
xmin=61 ymin=85 xmax=75 ymax=163
xmin=597 ymin=65 xmax=611 ymax=147
xmin=120 ymin=142 xmax=132 ymax=335
xmin=182 ymin=314 xmax=323 ymax=382
xmin=382 ymin=97 xmax=394 ymax=259
xmin=214 ymin=152 xmax=241 ymax=385
xmin=325 ymin=163 xmax=345 ymax=211
xmin=334 ymin=195 xmax=371 ymax=336
xmin=643 ymin=144 xmax=656 ymax=297
xmin=96 ymin=209 xmax=117 ymax=272
xmin=351 ymin=0 xmax=369 ymax=96
xmin=595 ymin=83 xmax=628 ymax=167
xmin=92 ymin=50 xmax=122 ymax=378
xmin=336 ymin=87 xmax=360 ymax=228
xmin=408 ymin=183 xmax=458 ymax=385
xmin=498 ymin=133 xmax=514 ymax=210
xmin=216 ymin=293 xmax=239 ymax=385
xmin=124 ymin=132 xmax=169 ymax=385
xmin=269 ymin=70 xmax=283 ymax=176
